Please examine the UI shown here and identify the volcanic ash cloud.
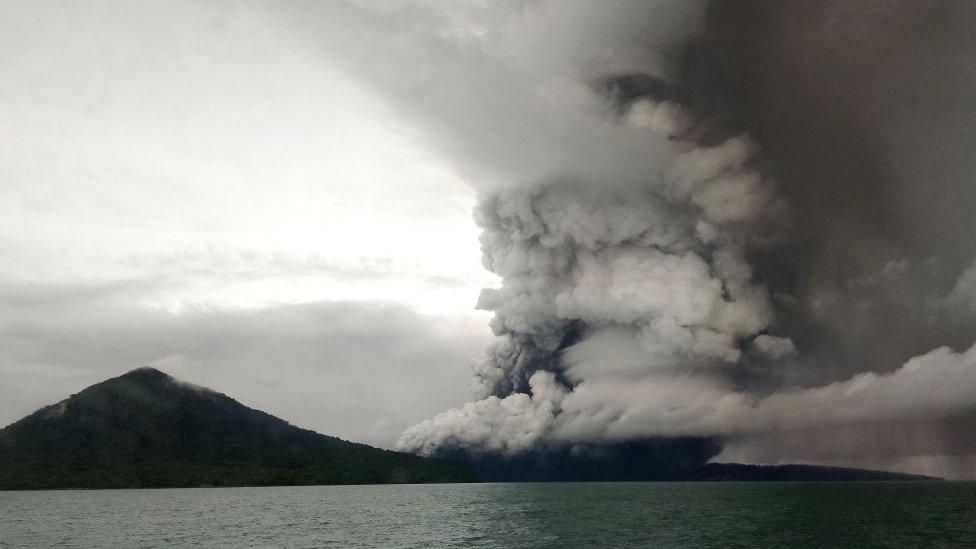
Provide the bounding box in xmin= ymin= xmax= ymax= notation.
xmin=290 ymin=1 xmax=976 ymax=474
xmin=400 ymin=75 xmax=794 ymax=455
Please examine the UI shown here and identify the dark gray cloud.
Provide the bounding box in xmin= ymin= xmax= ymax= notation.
xmin=281 ymin=1 xmax=976 ymax=477
xmin=684 ymin=0 xmax=976 ymax=385
xmin=278 ymin=0 xmax=707 ymax=190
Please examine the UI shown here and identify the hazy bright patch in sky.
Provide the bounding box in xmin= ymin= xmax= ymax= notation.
xmin=0 ymin=0 xmax=494 ymax=315
xmin=0 ymin=0 xmax=494 ymax=447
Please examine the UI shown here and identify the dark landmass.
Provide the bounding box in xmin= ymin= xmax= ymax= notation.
xmin=445 ymin=445 xmax=940 ymax=482
xmin=443 ymin=438 xmax=723 ymax=482
xmin=0 ymin=368 xmax=938 ymax=490
xmin=687 ymin=463 xmax=937 ymax=482
xmin=0 ymin=368 xmax=477 ymax=490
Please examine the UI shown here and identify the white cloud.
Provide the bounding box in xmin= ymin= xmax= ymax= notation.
xmin=0 ymin=0 xmax=492 ymax=315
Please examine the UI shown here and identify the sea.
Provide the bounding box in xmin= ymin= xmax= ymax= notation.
xmin=2 ymin=482 xmax=974 ymax=548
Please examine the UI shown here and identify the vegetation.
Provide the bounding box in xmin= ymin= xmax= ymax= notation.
xmin=0 ymin=368 xmax=478 ymax=490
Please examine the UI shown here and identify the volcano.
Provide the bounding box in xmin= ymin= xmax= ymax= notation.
xmin=0 ymin=368 xmax=477 ymax=489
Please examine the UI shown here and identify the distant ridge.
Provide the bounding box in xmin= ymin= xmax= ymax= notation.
xmin=687 ymin=463 xmax=938 ymax=482
xmin=454 ymin=448 xmax=940 ymax=482
xmin=0 ymin=368 xmax=478 ymax=490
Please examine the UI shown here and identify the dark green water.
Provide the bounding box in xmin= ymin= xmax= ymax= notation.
xmin=1 ymin=482 xmax=974 ymax=548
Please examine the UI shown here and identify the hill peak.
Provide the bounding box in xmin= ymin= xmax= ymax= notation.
xmin=67 ymin=366 xmax=212 ymax=405
xmin=122 ymin=366 xmax=170 ymax=377
xmin=110 ymin=366 xmax=177 ymax=385
xmin=0 ymin=368 xmax=479 ymax=489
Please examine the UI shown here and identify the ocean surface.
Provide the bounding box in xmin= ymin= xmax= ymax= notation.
xmin=2 ymin=482 xmax=974 ymax=548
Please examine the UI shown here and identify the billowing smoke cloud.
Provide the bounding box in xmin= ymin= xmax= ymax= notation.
xmin=464 ymin=127 xmax=789 ymax=400
xmin=403 ymin=341 xmax=976 ymax=452
xmin=285 ymin=0 xmax=976 ymax=477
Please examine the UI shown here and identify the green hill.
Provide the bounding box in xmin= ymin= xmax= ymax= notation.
xmin=0 ymin=368 xmax=478 ymax=489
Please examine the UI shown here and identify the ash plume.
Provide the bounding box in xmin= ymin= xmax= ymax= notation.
xmin=287 ymin=0 xmax=976 ymax=478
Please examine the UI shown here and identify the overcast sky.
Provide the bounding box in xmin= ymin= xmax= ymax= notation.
xmin=5 ymin=0 xmax=976 ymax=479
xmin=0 ymin=0 xmax=496 ymax=447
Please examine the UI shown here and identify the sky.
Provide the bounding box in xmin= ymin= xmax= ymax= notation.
xmin=0 ymin=0 xmax=495 ymax=447
xmin=3 ymin=0 xmax=976 ymax=479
